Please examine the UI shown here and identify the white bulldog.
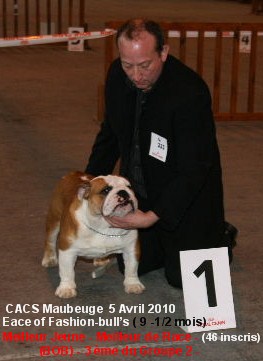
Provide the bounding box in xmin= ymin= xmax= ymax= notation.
xmin=42 ymin=171 xmax=145 ymax=298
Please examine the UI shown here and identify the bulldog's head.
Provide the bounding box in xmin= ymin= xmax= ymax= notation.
xmin=78 ymin=175 xmax=138 ymax=217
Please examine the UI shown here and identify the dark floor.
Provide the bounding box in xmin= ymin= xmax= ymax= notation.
xmin=0 ymin=1 xmax=263 ymax=360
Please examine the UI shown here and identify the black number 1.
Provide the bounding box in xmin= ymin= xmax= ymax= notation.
xmin=194 ymin=260 xmax=217 ymax=307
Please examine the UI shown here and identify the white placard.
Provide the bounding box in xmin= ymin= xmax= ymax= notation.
xmin=180 ymin=247 xmax=236 ymax=333
xmin=68 ymin=27 xmax=84 ymax=52
xmin=239 ymin=31 xmax=251 ymax=53
xmin=149 ymin=132 xmax=168 ymax=162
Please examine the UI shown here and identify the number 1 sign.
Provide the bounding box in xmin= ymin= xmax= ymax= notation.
xmin=179 ymin=247 xmax=236 ymax=333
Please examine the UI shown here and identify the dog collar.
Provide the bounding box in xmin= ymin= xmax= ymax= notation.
xmin=85 ymin=224 xmax=129 ymax=238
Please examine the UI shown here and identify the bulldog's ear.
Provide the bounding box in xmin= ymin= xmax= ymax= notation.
xmin=77 ymin=183 xmax=91 ymax=200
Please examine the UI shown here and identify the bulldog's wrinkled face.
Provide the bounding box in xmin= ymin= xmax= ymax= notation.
xmin=87 ymin=175 xmax=138 ymax=217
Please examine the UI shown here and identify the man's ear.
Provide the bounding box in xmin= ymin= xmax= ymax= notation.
xmin=161 ymin=44 xmax=169 ymax=62
xmin=77 ymin=183 xmax=91 ymax=200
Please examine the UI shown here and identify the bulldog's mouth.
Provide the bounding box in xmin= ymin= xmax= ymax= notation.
xmin=113 ymin=199 xmax=135 ymax=213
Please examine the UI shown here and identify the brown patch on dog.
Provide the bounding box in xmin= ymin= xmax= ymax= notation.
xmin=58 ymin=197 xmax=81 ymax=251
xmin=88 ymin=177 xmax=109 ymax=215
xmin=45 ymin=172 xmax=92 ymax=251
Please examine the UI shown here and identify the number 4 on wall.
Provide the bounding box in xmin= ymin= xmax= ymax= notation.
xmin=180 ymin=247 xmax=236 ymax=333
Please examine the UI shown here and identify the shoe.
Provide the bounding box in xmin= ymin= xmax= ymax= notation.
xmin=225 ymin=222 xmax=238 ymax=249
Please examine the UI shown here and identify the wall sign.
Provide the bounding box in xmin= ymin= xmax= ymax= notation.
xmin=239 ymin=31 xmax=251 ymax=53
xmin=68 ymin=27 xmax=84 ymax=52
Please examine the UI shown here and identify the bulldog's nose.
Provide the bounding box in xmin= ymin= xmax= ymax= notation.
xmin=117 ymin=190 xmax=129 ymax=200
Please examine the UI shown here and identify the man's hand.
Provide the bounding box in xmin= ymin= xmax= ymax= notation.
xmin=105 ymin=209 xmax=159 ymax=229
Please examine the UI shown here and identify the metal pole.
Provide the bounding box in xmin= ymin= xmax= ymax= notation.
xmin=2 ymin=0 xmax=7 ymax=37
xmin=25 ymin=0 xmax=29 ymax=35
xmin=47 ymin=0 xmax=51 ymax=34
xmin=13 ymin=0 xmax=19 ymax=37
xmin=35 ymin=0 xmax=40 ymax=35
xmin=57 ymin=0 xmax=62 ymax=33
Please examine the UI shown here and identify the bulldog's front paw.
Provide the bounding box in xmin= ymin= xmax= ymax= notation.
xmin=124 ymin=281 xmax=145 ymax=294
xmin=55 ymin=284 xmax=77 ymax=298
xmin=42 ymin=252 xmax=58 ymax=267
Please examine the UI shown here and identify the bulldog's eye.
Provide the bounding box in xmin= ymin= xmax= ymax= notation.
xmin=100 ymin=186 xmax=113 ymax=195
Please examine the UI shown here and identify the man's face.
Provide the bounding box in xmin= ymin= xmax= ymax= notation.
xmin=118 ymin=31 xmax=169 ymax=91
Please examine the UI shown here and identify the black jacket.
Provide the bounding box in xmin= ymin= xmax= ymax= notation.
xmin=86 ymin=55 xmax=225 ymax=246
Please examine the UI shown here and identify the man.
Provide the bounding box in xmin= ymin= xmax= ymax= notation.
xmin=85 ymin=19 xmax=237 ymax=287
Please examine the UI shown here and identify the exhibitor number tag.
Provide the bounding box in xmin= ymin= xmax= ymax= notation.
xmin=149 ymin=132 xmax=168 ymax=162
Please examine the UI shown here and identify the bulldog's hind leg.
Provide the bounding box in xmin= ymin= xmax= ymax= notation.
xmin=42 ymin=218 xmax=60 ymax=267
xmin=55 ymin=250 xmax=77 ymax=298
xmin=92 ymin=256 xmax=117 ymax=279
xmin=122 ymin=245 xmax=145 ymax=294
